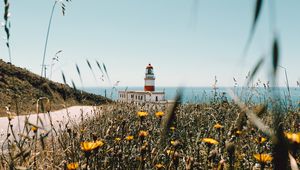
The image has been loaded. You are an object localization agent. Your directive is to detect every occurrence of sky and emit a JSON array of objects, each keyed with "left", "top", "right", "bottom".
[{"left": 0, "top": 0, "right": 299, "bottom": 87}]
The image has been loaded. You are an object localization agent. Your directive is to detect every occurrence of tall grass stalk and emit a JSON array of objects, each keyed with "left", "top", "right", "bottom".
[
  {"left": 3, "top": 0, "right": 12, "bottom": 63},
  {"left": 41, "top": 0, "right": 70, "bottom": 77},
  {"left": 41, "top": 1, "right": 58, "bottom": 77}
]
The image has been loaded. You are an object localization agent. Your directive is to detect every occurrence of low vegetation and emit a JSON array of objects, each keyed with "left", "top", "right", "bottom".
[{"left": 1, "top": 91, "right": 299, "bottom": 169}]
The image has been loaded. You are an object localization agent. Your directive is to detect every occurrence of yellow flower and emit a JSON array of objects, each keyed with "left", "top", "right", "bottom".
[
  {"left": 81, "top": 140, "right": 104, "bottom": 152},
  {"left": 285, "top": 132, "right": 300, "bottom": 143},
  {"left": 67, "top": 162, "right": 79, "bottom": 170},
  {"left": 155, "top": 163, "right": 165, "bottom": 169},
  {"left": 31, "top": 126, "right": 38, "bottom": 133},
  {"left": 125, "top": 135, "right": 134, "bottom": 141},
  {"left": 170, "top": 140, "right": 180, "bottom": 146},
  {"left": 155, "top": 111, "right": 165, "bottom": 118},
  {"left": 235, "top": 130, "right": 242, "bottom": 135},
  {"left": 139, "top": 130, "right": 148, "bottom": 137},
  {"left": 253, "top": 153, "right": 273, "bottom": 163},
  {"left": 255, "top": 137, "right": 267, "bottom": 144},
  {"left": 115, "top": 137, "right": 121, "bottom": 142},
  {"left": 137, "top": 111, "right": 148, "bottom": 117},
  {"left": 95, "top": 140, "right": 104, "bottom": 147},
  {"left": 202, "top": 138, "right": 219, "bottom": 145},
  {"left": 213, "top": 123, "right": 223, "bottom": 129},
  {"left": 170, "top": 127, "right": 175, "bottom": 131},
  {"left": 166, "top": 149, "right": 174, "bottom": 156}
]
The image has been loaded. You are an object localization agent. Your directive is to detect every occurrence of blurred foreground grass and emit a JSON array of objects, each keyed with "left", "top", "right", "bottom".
[{"left": 1, "top": 91, "right": 299, "bottom": 169}]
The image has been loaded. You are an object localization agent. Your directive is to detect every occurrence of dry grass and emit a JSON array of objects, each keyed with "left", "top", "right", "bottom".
[
  {"left": 1, "top": 92, "right": 299, "bottom": 169},
  {"left": 0, "top": 59, "right": 110, "bottom": 116}
]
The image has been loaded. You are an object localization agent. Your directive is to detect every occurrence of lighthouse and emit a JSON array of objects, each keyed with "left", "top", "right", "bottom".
[
  {"left": 118, "top": 63, "right": 165, "bottom": 104},
  {"left": 144, "top": 64, "right": 155, "bottom": 91}
]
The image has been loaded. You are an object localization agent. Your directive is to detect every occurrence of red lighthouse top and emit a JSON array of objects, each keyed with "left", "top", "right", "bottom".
[{"left": 146, "top": 63, "right": 153, "bottom": 69}]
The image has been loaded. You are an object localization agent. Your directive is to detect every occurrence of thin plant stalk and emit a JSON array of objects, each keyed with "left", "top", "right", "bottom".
[{"left": 41, "top": 1, "right": 58, "bottom": 77}]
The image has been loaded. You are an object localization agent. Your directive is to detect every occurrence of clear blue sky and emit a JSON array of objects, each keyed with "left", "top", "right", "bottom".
[{"left": 0, "top": 0, "right": 299, "bottom": 87}]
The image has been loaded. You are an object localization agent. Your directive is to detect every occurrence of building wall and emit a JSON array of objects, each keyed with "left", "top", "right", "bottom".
[
  {"left": 118, "top": 91, "right": 165, "bottom": 103},
  {"left": 145, "top": 94, "right": 164, "bottom": 102}
]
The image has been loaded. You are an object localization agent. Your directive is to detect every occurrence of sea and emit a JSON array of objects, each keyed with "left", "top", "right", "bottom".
[{"left": 84, "top": 86, "right": 300, "bottom": 106}]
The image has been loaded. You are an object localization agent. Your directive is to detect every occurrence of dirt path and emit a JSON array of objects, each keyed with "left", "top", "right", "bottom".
[{"left": 0, "top": 106, "right": 96, "bottom": 145}]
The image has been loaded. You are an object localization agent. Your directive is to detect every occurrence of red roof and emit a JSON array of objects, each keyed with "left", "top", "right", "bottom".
[{"left": 146, "top": 63, "right": 153, "bottom": 69}]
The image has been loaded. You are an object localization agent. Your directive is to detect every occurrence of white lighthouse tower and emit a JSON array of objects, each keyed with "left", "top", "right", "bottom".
[{"left": 144, "top": 63, "right": 155, "bottom": 91}]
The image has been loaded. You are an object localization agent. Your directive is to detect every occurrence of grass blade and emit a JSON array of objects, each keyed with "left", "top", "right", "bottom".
[
  {"left": 246, "top": 56, "right": 265, "bottom": 86},
  {"left": 102, "top": 62, "right": 111, "bottom": 85},
  {"left": 75, "top": 64, "right": 83, "bottom": 89},
  {"left": 289, "top": 153, "right": 299, "bottom": 170},
  {"left": 272, "top": 38, "right": 279, "bottom": 74},
  {"left": 228, "top": 89, "right": 273, "bottom": 137},
  {"left": 161, "top": 89, "right": 182, "bottom": 145},
  {"left": 242, "top": 0, "right": 263, "bottom": 57},
  {"left": 71, "top": 80, "right": 77, "bottom": 91},
  {"left": 96, "top": 60, "right": 105, "bottom": 82},
  {"left": 86, "top": 59, "right": 97, "bottom": 83},
  {"left": 96, "top": 60, "right": 104, "bottom": 75},
  {"left": 61, "top": 71, "right": 67, "bottom": 85}
]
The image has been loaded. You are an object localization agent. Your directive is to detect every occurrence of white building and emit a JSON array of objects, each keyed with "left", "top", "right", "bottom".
[{"left": 118, "top": 64, "right": 166, "bottom": 104}]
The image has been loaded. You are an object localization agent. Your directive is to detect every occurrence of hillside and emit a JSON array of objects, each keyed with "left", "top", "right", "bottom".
[{"left": 0, "top": 59, "right": 110, "bottom": 116}]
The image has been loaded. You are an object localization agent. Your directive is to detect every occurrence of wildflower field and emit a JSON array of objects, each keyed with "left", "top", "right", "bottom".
[
  {"left": 1, "top": 92, "right": 300, "bottom": 169},
  {"left": 1, "top": 0, "right": 299, "bottom": 169}
]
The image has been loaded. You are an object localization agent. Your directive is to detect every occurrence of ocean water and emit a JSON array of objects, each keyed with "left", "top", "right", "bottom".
[{"left": 84, "top": 86, "right": 300, "bottom": 105}]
